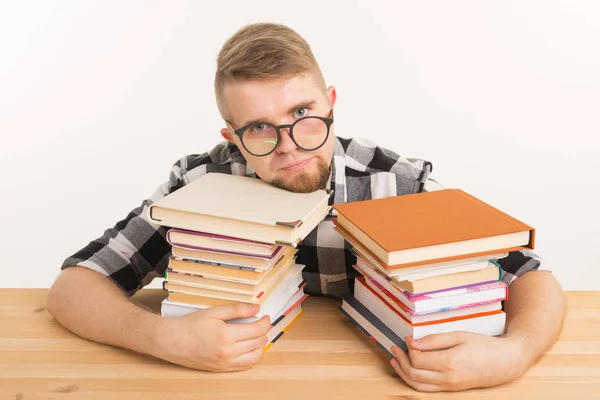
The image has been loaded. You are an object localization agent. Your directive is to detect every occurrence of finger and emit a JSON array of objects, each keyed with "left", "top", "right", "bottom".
[
  {"left": 228, "top": 345, "right": 265, "bottom": 369},
  {"left": 202, "top": 302, "right": 260, "bottom": 321},
  {"left": 406, "top": 339, "right": 448, "bottom": 371},
  {"left": 231, "top": 334, "right": 269, "bottom": 357},
  {"left": 392, "top": 344, "right": 444, "bottom": 386},
  {"left": 408, "top": 333, "right": 466, "bottom": 351},
  {"left": 226, "top": 315, "right": 272, "bottom": 342},
  {"left": 390, "top": 358, "right": 442, "bottom": 393}
]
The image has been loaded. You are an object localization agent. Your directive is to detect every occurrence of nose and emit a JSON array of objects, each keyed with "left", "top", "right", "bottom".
[{"left": 276, "top": 127, "right": 298, "bottom": 154}]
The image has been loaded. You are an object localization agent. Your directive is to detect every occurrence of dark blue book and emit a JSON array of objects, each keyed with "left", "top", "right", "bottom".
[{"left": 339, "top": 294, "right": 407, "bottom": 357}]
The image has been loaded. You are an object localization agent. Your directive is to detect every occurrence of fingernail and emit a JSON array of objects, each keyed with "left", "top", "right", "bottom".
[{"left": 408, "top": 336, "right": 420, "bottom": 344}]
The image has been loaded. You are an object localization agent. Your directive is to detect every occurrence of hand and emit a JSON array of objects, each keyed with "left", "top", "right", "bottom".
[
  {"left": 390, "top": 332, "right": 526, "bottom": 392},
  {"left": 153, "top": 302, "right": 271, "bottom": 372}
]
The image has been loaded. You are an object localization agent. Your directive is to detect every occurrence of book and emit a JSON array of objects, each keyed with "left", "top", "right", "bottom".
[
  {"left": 390, "top": 259, "right": 501, "bottom": 285},
  {"left": 167, "top": 257, "right": 268, "bottom": 285},
  {"left": 264, "top": 303, "right": 305, "bottom": 352},
  {"left": 350, "top": 245, "right": 507, "bottom": 281},
  {"left": 362, "top": 275, "right": 508, "bottom": 315},
  {"left": 393, "top": 264, "right": 501, "bottom": 295},
  {"left": 171, "top": 245, "right": 297, "bottom": 271},
  {"left": 354, "top": 277, "right": 506, "bottom": 339},
  {"left": 340, "top": 294, "right": 407, "bottom": 357},
  {"left": 147, "top": 172, "right": 332, "bottom": 246},
  {"left": 167, "top": 228, "right": 282, "bottom": 259},
  {"left": 351, "top": 271, "right": 501, "bottom": 323},
  {"left": 335, "top": 222, "right": 508, "bottom": 273},
  {"left": 332, "top": 189, "right": 535, "bottom": 267},
  {"left": 161, "top": 286, "right": 307, "bottom": 324},
  {"left": 168, "top": 245, "right": 296, "bottom": 286},
  {"left": 160, "top": 285, "right": 308, "bottom": 324},
  {"left": 230, "top": 286, "right": 308, "bottom": 325},
  {"left": 354, "top": 256, "right": 502, "bottom": 295},
  {"left": 164, "top": 253, "right": 296, "bottom": 296},
  {"left": 166, "top": 264, "right": 306, "bottom": 306},
  {"left": 354, "top": 264, "right": 508, "bottom": 314}
]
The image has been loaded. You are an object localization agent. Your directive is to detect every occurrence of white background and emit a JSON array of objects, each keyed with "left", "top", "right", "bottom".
[{"left": 1, "top": 1, "right": 598, "bottom": 290}]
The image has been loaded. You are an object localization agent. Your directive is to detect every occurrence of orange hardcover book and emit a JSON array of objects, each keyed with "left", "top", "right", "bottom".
[
  {"left": 333, "top": 189, "right": 535, "bottom": 268},
  {"left": 334, "top": 222, "right": 508, "bottom": 270}
]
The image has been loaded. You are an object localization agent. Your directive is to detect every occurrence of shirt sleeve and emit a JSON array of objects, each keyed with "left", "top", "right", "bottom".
[
  {"left": 420, "top": 177, "right": 551, "bottom": 285},
  {"left": 60, "top": 158, "right": 189, "bottom": 296},
  {"left": 495, "top": 250, "right": 551, "bottom": 285}
]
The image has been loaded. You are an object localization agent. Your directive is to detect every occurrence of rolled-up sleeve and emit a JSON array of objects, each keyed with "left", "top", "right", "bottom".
[{"left": 495, "top": 250, "right": 551, "bottom": 286}]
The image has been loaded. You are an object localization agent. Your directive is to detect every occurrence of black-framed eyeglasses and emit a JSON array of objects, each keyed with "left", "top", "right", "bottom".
[{"left": 227, "top": 110, "right": 334, "bottom": 157}]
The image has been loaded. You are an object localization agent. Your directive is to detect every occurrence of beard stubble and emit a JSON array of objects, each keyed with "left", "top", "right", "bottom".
[{"left": 269, "top": 157, "right": 331, "bottom": 193}]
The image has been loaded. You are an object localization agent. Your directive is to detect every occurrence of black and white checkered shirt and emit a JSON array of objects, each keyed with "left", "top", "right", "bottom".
[{"left": 62, "top": 136, "right": 549, "bottom": 297}]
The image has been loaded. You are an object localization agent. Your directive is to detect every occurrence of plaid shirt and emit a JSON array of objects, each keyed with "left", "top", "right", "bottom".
[{"left": 62, "top": 136, "right": 549, "bottom": 297}]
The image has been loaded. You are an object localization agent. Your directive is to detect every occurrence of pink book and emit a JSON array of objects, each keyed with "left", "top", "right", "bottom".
[
  {"left": 167, "top": 228, "right": 282, "bottom": 259},
  {"left": 365, "top": 277, "right": 508, "bottom": 315}
]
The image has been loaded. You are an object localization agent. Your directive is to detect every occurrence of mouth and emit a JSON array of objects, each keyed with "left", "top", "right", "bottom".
[{"left": 280, "top": 157, "right": 314, "bottom": 172}]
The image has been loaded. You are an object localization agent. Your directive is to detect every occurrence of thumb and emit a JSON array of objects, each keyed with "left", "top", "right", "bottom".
[
  {"left": 409, "top": 332, "right": 466, "bottom": 351},
  {"left": 202, "top": 302, "right": 260, "bottom": 321}
]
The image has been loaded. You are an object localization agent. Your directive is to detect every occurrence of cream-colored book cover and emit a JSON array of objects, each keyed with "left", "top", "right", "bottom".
[{"left": 147, "top": 173, "right": 331, "bottom": 245}]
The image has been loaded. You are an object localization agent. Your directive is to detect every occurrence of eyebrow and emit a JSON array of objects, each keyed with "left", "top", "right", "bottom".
[{"left": 238, "top": 100, "right": 317, "bottom": 128}]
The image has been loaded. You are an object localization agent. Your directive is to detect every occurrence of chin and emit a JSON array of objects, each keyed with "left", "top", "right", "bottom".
[
  {"left": 271, "top": 175, "right": 321, "bottom": 193},
  {"left": 269, "top": 158, "right": 331, "bottom": 193}
]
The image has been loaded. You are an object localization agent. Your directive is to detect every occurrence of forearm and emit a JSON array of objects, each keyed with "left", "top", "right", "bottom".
[
  {"left": 503, "top": 270, "right": 567, "bottom": 371},
  {"left": 46, "top": 267, "right": 162, "bottom": 357}
]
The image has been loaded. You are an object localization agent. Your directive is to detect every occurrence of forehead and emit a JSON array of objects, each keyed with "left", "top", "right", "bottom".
[{"left": 223, "top": 74, "right": 325, "bottom": 125}]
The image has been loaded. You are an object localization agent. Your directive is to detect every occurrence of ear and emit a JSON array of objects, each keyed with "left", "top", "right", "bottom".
[
  {"left": 327, "top": 85, "right": 337, "bottom": 109},
  {"left": 221, "top": 127, "right": 234, "bottom": 143}
]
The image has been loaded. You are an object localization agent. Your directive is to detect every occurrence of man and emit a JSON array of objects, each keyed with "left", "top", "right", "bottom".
[{"left": 47, "top": 23, "right": 566, "bottom": 392}]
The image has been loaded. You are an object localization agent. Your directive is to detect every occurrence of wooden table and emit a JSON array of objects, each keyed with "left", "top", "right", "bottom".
[{"left": 1, "top": 289, "right": 599, "bottom": 399}]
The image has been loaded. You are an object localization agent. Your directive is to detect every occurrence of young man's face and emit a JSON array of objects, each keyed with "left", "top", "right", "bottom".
[{"left": 220, "top": 74, "right": 337, "bottom": 193}]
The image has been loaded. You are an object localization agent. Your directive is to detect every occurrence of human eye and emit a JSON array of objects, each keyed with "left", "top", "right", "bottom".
[
  {"left": 294, "top": 107, "right": 308, "bottom": 118},
  {"left": 250, "top": 123, "right": 267, "bottom": 133}
]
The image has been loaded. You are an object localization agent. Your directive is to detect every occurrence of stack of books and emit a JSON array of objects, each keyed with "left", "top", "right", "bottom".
[
  {"left": 332, "top": 189, "right": 535, "bottom": 356},
  {"left": 146, "top": 172, "right": 332, "bottom": 350}
]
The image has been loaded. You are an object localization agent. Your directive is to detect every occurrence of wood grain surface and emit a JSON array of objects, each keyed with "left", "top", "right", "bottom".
[{"left": 1, "top": 289, "right": 599, "bottom": 399}]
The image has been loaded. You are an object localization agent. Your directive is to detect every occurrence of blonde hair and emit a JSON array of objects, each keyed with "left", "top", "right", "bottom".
[{"left": 215, "top": 23, "right": 326, "bottom": 121}]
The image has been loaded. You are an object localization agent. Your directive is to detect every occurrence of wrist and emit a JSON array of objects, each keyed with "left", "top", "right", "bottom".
[
  {"left": 502, "top": 332, "right": 534, "bottom": 379},
  {"left": 130, "top": 306, "right": 166, "bottom": 358}
]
